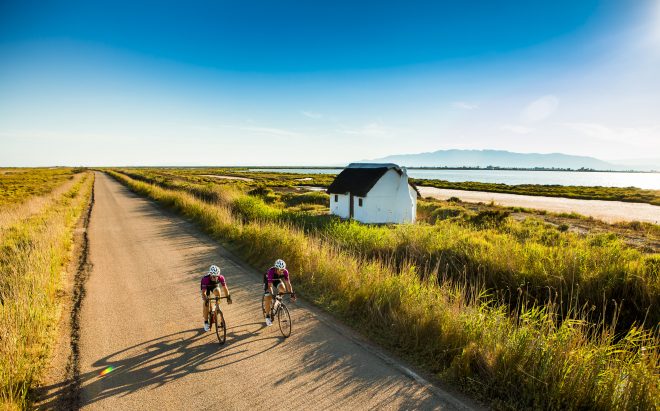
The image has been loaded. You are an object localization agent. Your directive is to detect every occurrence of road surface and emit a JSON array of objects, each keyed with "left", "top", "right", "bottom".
[
  {"left": 418, "top": 186, "right": 660, "bottom": 224},
  {"left": 41, "top": 173, "right": 476, "bottom": 410}
]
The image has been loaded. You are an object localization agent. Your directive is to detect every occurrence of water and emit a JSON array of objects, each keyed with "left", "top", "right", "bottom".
[{"left": 248, "top": 168, "right": 660, "bottom": 190}]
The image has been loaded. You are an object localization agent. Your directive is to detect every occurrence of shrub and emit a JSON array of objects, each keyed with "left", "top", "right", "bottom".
[
  {"left": 281, "top": 191, "right": 329, "bottom": 207},
  {"left": 467, "top": 209, "right": 510, "bottom": 228},
  {"left": 429, "top": 206, "right": 464, "bottom": 224}
]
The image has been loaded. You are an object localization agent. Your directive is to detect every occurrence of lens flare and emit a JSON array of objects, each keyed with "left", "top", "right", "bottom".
[{"left": 99, "top": 366, "right": 114, "bottom": 376}]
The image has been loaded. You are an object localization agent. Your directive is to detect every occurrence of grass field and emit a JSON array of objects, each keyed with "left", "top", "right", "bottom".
[
  {"left": 109, "top": 169, "right": 659, "bottom": 410},
  {"left": 0, "top": 169, "right": 94, "bottom": 410},
  {"left": 0, "top": 168, "right": 81, "bottom": 209}
]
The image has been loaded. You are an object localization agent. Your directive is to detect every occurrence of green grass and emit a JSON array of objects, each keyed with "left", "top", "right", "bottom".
[
  {"left": 0, "top": 171, "right": 93, "bottom": 410},
  {"left": 109, "top": 170, "right": 659, "bottom": 410}
]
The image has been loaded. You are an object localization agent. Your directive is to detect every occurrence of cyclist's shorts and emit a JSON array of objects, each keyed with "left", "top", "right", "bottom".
[
  {"left": 205, "top": 286, "right": 222, "bottom": 296},
  {"left": 263, "top": 280, "right": 283, "bottom": 295}
]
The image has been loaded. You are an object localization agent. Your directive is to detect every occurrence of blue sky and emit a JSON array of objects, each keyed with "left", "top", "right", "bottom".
[{"left": 1, "top": 0, "right": 659, "bottom": 166}]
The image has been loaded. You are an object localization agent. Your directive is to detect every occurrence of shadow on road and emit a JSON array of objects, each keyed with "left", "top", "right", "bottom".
[{"left": 38, "top": 328, "right": 285, "bottom": 409}]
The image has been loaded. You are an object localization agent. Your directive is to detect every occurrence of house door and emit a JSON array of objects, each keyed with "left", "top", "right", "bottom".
[{"left": 349, "top": 193, "right": 354, "bottom": 218}]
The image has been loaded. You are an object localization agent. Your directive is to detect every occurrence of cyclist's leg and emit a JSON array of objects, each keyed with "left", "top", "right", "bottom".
[
  {"left": 264, "top": 293, "right": 273, "bottom": 314},
  {"left": 202, "top": 289, "right": 210, "bottom": 320},
  {"left": 212, "top": 287, "right": 222, "bottom": 299},
  {"left": 277, "top": 282, "right": 286, "bottom": 295},
  {"left": 264, "top": 280, "right": 286, "bottom": 315}
]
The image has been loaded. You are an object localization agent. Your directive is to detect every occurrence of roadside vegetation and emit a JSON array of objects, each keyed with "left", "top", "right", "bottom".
[
  {"left": 0, "top": 168, "right": 93, "bottom": 410},
  {"left": 109, "top": 169, "right": 659, "bottom": 410}
]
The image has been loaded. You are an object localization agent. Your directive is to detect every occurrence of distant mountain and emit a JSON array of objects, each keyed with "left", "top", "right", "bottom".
[
  {"left": 364, "top": 149, "right": 627, "bottom": 170},
  {"left": 610, "top": 158, "right": 660, "bottom": 172}
]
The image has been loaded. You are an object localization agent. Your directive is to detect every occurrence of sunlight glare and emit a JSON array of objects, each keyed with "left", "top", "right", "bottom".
[{"left": 99, "top": 366, "right": 115, "bottom": 376}]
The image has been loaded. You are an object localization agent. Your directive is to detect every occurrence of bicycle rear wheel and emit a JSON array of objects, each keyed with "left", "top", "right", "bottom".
[
  {"left": 277, "top": 303, "right": 292, "bottom": 338},
  {"left": 215, "top": 307, "right": 226, "bottom": 344}
]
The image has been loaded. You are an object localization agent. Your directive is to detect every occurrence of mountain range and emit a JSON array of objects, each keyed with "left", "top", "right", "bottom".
[{"left": 364, "top": 150, "right": 658, "bottom": 171}]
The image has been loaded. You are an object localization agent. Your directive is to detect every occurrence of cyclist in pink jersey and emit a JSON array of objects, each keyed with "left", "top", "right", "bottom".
[
  {"left": 263, "top": 259, "right": 296, "bottom": 326},
  {"left": 200, "top": 264, "right": 232, "bottom": 331}
]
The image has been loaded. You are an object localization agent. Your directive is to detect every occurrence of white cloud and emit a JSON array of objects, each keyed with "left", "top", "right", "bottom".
[
  {"left": 239, "top": 125, "right": 302, "bottom": 138},
  {"left": 339, "top": 123, "right": 392, "bottom": 137},
  {"left": 502, "top": 124, "right": 534, "bottom": 134},
  {"left": 301, "top": 110, "right": 323, "bottom": 119},
  {"left": 521, "top": 95, "right": 559, "bottom": 122},
  {"left": 452, "top": 101, "right": 479, "bottom": 110},
  {"left": 562, "top": 122, "right": 660, "bottom": 146}
]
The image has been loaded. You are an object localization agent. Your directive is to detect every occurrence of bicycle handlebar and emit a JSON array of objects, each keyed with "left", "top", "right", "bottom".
[{"left": 206, "top": 295, "right": 230, "bottom": 300}]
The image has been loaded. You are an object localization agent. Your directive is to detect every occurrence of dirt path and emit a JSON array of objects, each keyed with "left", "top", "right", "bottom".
[
  {"left": 39, "top": 173, "right": 476, "bottom": 410},
  {"left": 418, "top": 187, "right": 660, "bottom": 224}
]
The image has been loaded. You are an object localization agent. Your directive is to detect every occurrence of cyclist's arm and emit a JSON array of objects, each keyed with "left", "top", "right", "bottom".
[
  {"left": 285, "top": 279, "right": 296, "bottom": 301},
  {"left": 266, "top": 269, "right": 275, "bottom": 295},
  {"left": 200, "top": 276, "right": 208, "bottom": 300},
  {"left": 221, "top": 284, "right": 230, "bottom": 297}
]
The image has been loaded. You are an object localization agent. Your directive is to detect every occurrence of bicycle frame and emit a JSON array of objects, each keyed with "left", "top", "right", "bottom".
[
  {"left": 205, "top": 295, "right": 229, "bottom": 344},
  {"left": 264, "top": 292, "right": 293, "bottom": 338}
]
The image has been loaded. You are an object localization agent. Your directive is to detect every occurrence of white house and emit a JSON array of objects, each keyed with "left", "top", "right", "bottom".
[{"left": 327, "top": 163, "right": 419, "bottom": 224}]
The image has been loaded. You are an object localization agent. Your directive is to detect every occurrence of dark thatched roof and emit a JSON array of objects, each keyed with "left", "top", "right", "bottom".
[{"left": 327, "top": 167, "right": 390, "bottom": 197}]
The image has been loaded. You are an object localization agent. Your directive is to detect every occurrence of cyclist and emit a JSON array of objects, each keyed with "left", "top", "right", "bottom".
[
  {"left": 263, "top": 259, "right": 296, "bottom": 326},
  {"left": 200, "top": 264, "right": 232, "bottom": 332}
]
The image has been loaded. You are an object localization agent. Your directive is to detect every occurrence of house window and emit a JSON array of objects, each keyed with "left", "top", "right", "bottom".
[
  {"left": 358, "top": 198, "right": 363, "bottom": 207},
  {"left": 334, "top": 195, "right": 338, "bottom": 202}
]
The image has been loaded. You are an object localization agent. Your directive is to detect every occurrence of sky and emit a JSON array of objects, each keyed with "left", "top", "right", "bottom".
[{"left": 1, "top": 0, "right": 659, "bottom": 166}]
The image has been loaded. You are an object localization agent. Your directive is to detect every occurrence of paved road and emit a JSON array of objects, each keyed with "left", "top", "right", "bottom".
[
  {"left": 43, "top": 173, "right": 476, "bottom": 410},
  {"left": 419, "top": 186, "right": 660, "bottom": 224}
]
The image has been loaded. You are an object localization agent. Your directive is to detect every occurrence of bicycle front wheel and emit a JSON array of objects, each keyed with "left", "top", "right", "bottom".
[
  {"left": 215, "top": 308, "right": 227, "bottom": 344},
  {"left": 277, "top": 303, "right": 292, "bottom": 338}
]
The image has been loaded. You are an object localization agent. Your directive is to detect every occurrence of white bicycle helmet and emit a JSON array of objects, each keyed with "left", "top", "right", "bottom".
[
  {"left": 274, "top": 259, "right": 286, "bottom": 270},
  {"left": 208, "top": 264, "right": 221, "bottom": 277}
]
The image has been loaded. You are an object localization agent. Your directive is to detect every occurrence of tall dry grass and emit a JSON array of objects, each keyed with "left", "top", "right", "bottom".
[
  {"left": 0, "top": 172, "right": 93, "bottom": 410},
  {"left": 0, "top": 172, "right": 86, "bottom": 238},
  {"left": 109, "top": 170, "right": 659, "bottom": 410}
]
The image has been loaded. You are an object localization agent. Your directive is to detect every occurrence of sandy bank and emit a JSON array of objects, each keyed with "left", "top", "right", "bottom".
[
  {"left": 200, "top": 174, "right": 253, "bottom": 182},
  {"left": 418, "top": 186, "right": 660, "bottom": 224}
]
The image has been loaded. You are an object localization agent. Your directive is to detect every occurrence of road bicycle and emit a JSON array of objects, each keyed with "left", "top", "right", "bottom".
[
  {"left": 206, "top": 295, "right": 229, "bottom": 344},
  {"left": 261, "top": 292, "right": 294, "bottom": 338}
]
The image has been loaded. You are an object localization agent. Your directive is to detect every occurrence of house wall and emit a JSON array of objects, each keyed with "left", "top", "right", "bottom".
[
  {"left": 329, "top": 193, "right": 350, "bottom": 218},
  {"left": 352, "top": 169, "right": 416, "bottom": 224},
  {"left": 408, "top": 184, "right": 417, "bottom": 221}
]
